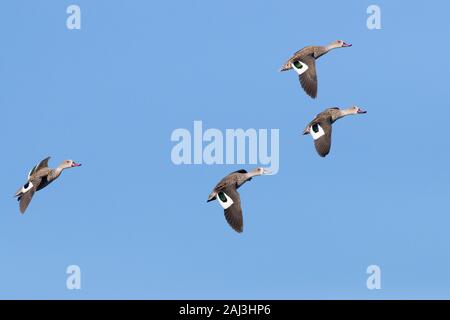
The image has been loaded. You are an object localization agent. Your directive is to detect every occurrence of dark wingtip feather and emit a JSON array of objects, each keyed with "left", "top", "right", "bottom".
[
  {"left": 316, "top": 147, "right": 330, "bottom": 157},
  {"left": 307, "top": 90, "right": 317, "bottom": 99}
]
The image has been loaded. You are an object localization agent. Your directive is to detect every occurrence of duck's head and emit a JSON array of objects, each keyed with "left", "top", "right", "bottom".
[
  {"left": 252, "top": 167, "right": 272, "bottom": 176},
  {"left": 333, "top": 40, "right": 352, "bottom": 48},
  {"left": 350, "top": 106, "right": 367, "bottom": 114},
  {"left": 61, "top": 160, "right": 82, "bottom": 169}
]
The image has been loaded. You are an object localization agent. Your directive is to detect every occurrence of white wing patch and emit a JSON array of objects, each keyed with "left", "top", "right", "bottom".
[
  {"left": 21, "top": 181, "right": 34, "bottom": 193},
  {"left": 217, "top": 192, "right": 234, "bottom": 210},
  {"left": 292, "top": 60, "right": 309, "bottom": 76},
  {"left": 310, "top": 124, "right": 325, "bottom": 140}
]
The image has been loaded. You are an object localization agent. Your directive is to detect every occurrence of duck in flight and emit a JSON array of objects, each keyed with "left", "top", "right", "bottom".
[
  {"left": 279, "top": 40, "right": 352, "bottom": 98},
  {"left": 303, "top": 106, "right": 367, "bottom": 157},
  {"left": 14, "top": 157, "right": 81, "bottom": 214},
  {"left": 207, "top": 168, "right": 271, "bottom": 233}
]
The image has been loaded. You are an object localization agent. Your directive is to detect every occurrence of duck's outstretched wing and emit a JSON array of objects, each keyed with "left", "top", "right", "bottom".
[
  {"left": 17, "top": 179, "right": 39, "bottom": 214},
  {"left": 222, "top": 187, "right": 244, "bottom": 233},
  {"left": 29, "top": 157, "right": 51, "bottom": 179},
  {"left": 298, "top": 55, "right": 318, "bottom": 98},
  {"left": 35, "top": 156, "right": 51, "bottom": 172},
  {"left": 16, "top": 176, "right": 44, "bottom": 214},
  {"left": 309, "top": 118, "right": 333, "bottom": 157},
  {"left": 19, "top": 187, "right": 36, "bottom": 214}
]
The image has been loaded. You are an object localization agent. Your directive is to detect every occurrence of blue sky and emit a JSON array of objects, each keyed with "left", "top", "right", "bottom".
[{"left": 0, "top": 0, "right": 449, "bottom": 299}]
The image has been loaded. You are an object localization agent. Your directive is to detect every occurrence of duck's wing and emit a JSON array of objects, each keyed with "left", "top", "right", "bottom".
[
  {"left": 35, "top": 156, "right": 51, "bottom": 171},
  {"left": 27, "top": 165, "right": 37, "bottom": 180},
  {"left": 222, "top": 186, "right": 244, "bottom": 233},
  {"left": 297, "top": 55, "right": 318, "bottom": 98},
  {"left": 29, "top": 157, "right": 51, "bottom": 179},
  {"left": 19, "top": 186, "right": 36, "bottom": 214},
  {"left": 308, "top": 117, "right": 333, "bottom": 157},
  {"left": 17, "top": 176, "right": 44, "bottom": 214}
]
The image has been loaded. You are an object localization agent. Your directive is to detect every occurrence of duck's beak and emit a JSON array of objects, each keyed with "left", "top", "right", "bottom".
[
  {"left": 262, "top": 168, "right": 272, "bottom": 175},
  {"left": 342, "top": 42, "right": 352, "bottom": 47},
  {"left": 72, "top": 162, "right": 82, "bottom": 167},
  {"left": 357, "top": 108, "right": 367, "bottom": 114}
]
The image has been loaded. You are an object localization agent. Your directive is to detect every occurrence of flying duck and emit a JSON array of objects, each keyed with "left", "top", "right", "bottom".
[
  {"left": 303, "top": 106, "right": 367, "bottom": 157},
  {"left": 207, "top": 168, "right": 271, "bottom": 233},
  {"left": 14, "top": 157, "right": 81, "bottom": 214},
  {"left": 279, "top": 40, "right": 352, "bottom": 98}
]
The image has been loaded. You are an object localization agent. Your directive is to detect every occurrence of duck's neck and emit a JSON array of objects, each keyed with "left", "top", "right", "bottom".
[
  {"left": 341, "top": 108, "right": 355, "bottom": 116},
  {"left": 49, "top": 165, "right": 65, "bottom": 181},
  {"left": 334, "top": 108, "right": 355, "bottom": 121},
  {"left": 245, "top": 171, "right": 261, "bottom": 179},
  {"left": 316, "top": 43, "right": 338, "bottom": 59},
  {"left": 325, "top": 42, "right": 339, "bottom": 52}
]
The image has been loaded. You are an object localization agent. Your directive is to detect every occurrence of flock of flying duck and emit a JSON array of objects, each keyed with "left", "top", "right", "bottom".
[
  {"left": 15, "top": 40, "right": 366, "bottom": 234},
  {"left": 207, "top": 40, "right": 366, "bottom": 233}
]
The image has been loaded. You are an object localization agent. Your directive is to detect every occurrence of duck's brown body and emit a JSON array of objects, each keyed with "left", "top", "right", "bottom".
[{"left": 280, "top": 46, "right": 329, "bottom": 72}]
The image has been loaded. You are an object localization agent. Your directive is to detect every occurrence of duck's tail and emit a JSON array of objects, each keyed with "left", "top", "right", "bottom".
[
  {"left": 279, "top": 60, "right": 292, "bottom": 72},
  {"left": 207, "top": 191, "right": 217, "bottom": 203}
]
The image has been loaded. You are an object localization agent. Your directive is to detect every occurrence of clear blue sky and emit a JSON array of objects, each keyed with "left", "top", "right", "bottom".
[{"left": 0, "top": 0, "right": 449, "bottom": 299}]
